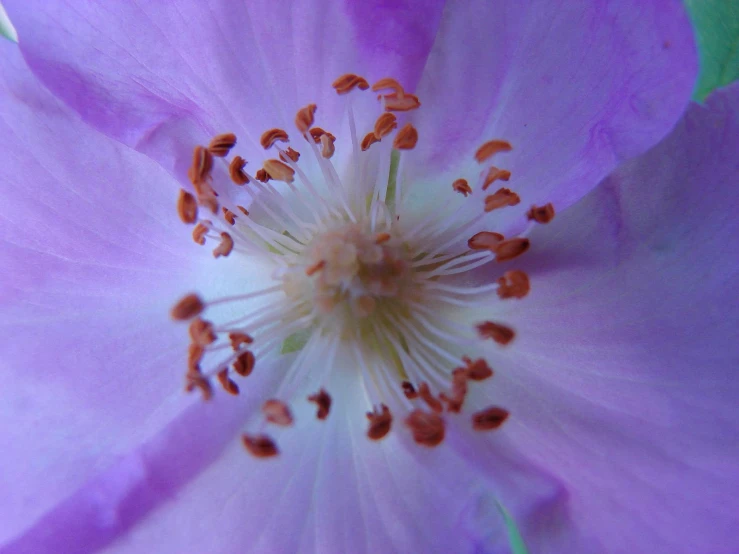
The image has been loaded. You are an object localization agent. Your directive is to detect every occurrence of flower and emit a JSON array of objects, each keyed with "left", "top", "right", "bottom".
[{"left": 2, "top": 2, "right": 735, "bottom": 554}]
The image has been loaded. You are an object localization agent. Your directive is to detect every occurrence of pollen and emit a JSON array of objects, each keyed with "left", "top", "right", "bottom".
[
  {"left": 475, "top": 139, "right": 512, "bottom": 163},
  {"left": 471, "top": 406, "right": 510, "bottom": 430},
  {"left": 405, "top": 410, "right": 445, "bottom": 447},
  {"left": 242, "top": 434, "right": 279, "bottom": 458},
  {"left": 476, "top": 321, "right": 516, "bottom": 345},
  {"left": 208, "top": 133, "right": 237, "bottom": 157}
]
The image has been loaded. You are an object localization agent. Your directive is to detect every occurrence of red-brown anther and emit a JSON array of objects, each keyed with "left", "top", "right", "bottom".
[
  {"left": 375, "top": 232, "right": 391, "bottom": 244},
  {"left": 233, "top": 350, "right": 255, "bottom": 376},
  {"left": 382, "top": 93, "right": 421, "bottom": 112},
  {"left": 468, "top": 231, "right": 504, "bottom": 251},
  {"left": 263, "top": 399, "right": 294, "bottom": 426},
  {"left": 441, "top": 369, "right": 468, "bottom": 413},
  {"left": 402, "top": 381, "right": 419, "bottom": 399},
  {"left": 463, "top": 357, "right": 494, "bottom": 381},
  {"left": 494, "top": 237, "right": 530, "bottom": 262},
  {"left": 361, "top": 131, "right": 380, "bottom": 151},
  {"left": 197, "top": 193, "right": 219, "bottom": 215},
  {"left": 229, "top": 332, "right": 254, "bottom": 351},
  {"left": 418, "top": 382, "right": 444, "bottom": 413},
  {"left": 371, "top": 77, "right": 405, "bottom": 96},
  {"left": 216, "top": 369, "right": 240, "bottom": 395},
  {"left": 255, "top": 168, "right": 270, "bottom": 183},
  {"left": 366, "top": 404, "right": 393, "bottom": 440},
  {"left": 208, "top": 133, "right": 237, "bottom": 157},
  {"left": 332, "top": 73, "right": 370, "bottom": 94},
  {"left": 242, "top": 434, "right": 279, "bottom": 458},
  {"left": 308, "top": 389, "right": 332, "bottom": 420},
  {"left": 295, "top": 103, "right": 318, "bottom": 133},
  {"left": 187, "top": 343, "right": 204, "bottom": 373},
  {"left": 320, "top": 133, "right": 335, "bottom": 159},
  {"left": 260, "top": 128, "right": 289, "bottom": 149},
  {"left": 171, "top": 293, "right": 205, "bottom": 321},
  {"left": 263, "top": 159, "right": 295, "bottom": 183},
  {"left": 189, "top": 317, "right": 217, "bottom": 346},
  {"left": 527, "top": 202, "right": 556, "bottom": 224},
  {"left": 484, "top": 188, "right": 520, "bottom": 212},
  {"left": 228, "top": 156, "right": 249, "bottom": 185},
  {"left": 393, "top": 123, "right": 418, "bottom": 149},
  {"left": 212, "top": 232, "right": 234, "bottom": 258},
  {"left": 477, "top": 321, "right": 516, "bottom": 345},
  {"left": 177, "top": 190, "right": 198, "bottom": 224},
  {"left": 497, "top": 270, "right": 530, "bottom": 299},
  {"left": 222, "top": 207, "right": 236, "bottom": 225},
  {"left": 189, "top": 145, "right": 214, "bottom": 185},
  {"left": 192, "top": 222, "right": 209, "bottom": 245},
  {"left": 236, "top": 205, "right": 249, "bottom": 216},
  {"left": 453, "top": 179, "right": 472, "bottom": 197},
  {"left": 481, "top": 167, "right": 512, "bottom": 191},
  {"left": 309, "top": 127, "right": 336, "bottom": 144},
  {"left": 373, "top": 112, "right": 398, "bottom": 138},
  {"left": 280, "top": 147, "right": 301, "bottom": 163},
  {"left": 472, "top": 406, "right": 510, "bottom": 430},
  {"left": 306, "top": 260, "right": 326, "bottom": 276},
  {"left": 474, "top": 139, "right": 513, "bottom": 163},
  {"left": 405, "top": 410, "right": 445, "bottom": 447},
  {"left": 185, "top": 373, "right": 213, "bottom": 401}
]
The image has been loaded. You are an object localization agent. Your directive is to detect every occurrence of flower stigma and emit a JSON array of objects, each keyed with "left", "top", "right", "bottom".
[{"left": 171, "top": 74, "right": 555, "bottom": 458}]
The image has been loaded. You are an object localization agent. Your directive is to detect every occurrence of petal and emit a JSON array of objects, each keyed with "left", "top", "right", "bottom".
[
  {"left": 474, "top": 84, "right": 739, "bottom": 552},
  {"left": 405, "top": 0, "right": 697, "bottom": 222},
  {"left": 4, "top": 0, "right": 445, "bottom": 180}
]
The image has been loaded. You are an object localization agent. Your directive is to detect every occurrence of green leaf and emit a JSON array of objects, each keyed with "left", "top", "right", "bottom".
[
  {"left": 685, "top": 0, "right": 739, "bottom": 100},
  {"left": 280, "top": 328, "right": 312, "bottom": 354},
  {"left": 496, "top": 501, "right": 529, "bottom": 554},
  {"left": 0, "top": 2, "right": 18, "bottom": 43}
]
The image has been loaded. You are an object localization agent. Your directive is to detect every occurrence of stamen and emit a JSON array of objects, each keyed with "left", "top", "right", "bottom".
[
  {"left": 527, "top": 203, "right": 556, "bottom": 224},
  {"left": 208, "top": 133, "right": 237, "bottom": 157},
  {"left": 222, "top": 207, "right": 236, "bottom": 225},
  {"left": 382, "top": 93, "right": 421, "bottom": 112},
  {"left": 494, "top": 238, "right": 530, "bottom": 262},
  {"left": 255, "top": 169, "right": 270, "bottom": 183},
  {"left": 361, "top": 132, "right": 381, "bottom": 151},
  {"left": 232, "top": 350, "right": 255, "bottom": 377},
  {"left": 228, "top": 156, "right": 249, "bottom": 185},
  {"left": 453, "top": 179, "right": 472, "bottom": 197},
  {"left": 263, "top": 399, "right": 294, "bottom": 426},
  {"left": 373, "top": 112, "right": 398, "bottom": 138},
  {"left": 481, "top": 167, "right": 511, "bottom": 191},
  {"left": 216, "top": 369, "right": 240, "bottom": 395},
  {"left": 405, "top": 410, "right": 445, "bottom": 447},
  {"left": 476, "top": 321, "right": 515, "bottom": 345},
  {"left": 308, "top": 389, "right": 332, "bottom": 420},
  {"left": 185, "top": 372, "right": 213, "bottom": 401},
  {"left": 188, "top": 145, "right": 214, "bottom": 185},
  {"left": 280, "top": 147, "right": 301, "bottom": 163},
  {"left": 177, "top": 190, "right": 198, "bottom": 224},
  {"left": 484, "top": 188, "right": 520, "bottom": 212},
  {"left": 393, "top": 123, "right": 418, "bottom": 149},
  {"left": 242, "top": 434, "right": 279, "bottom": 458},
  {"left": 295, "top": 104, "right": 317, "bottom": 133},
  {"left": 192, "top": 222, "right": 209, "bottom": 245},
  {"left": 418, "top": 382, "right": 444, "bottom": 413},
  {"left": 463, "top": 357, "right": 494, "bottom": 381},
  {"left": 171, "top": 293, "right": 205, "bottom": 321},
  {"left": 236, "top": 205, "right": 249, "bottom": 216},
  {"left": 371, "top": 77, "right": 406, "bottom": 96},
  {"left": 309, "top": 127, "right": 336, "bottom": 144},
  {"left": 402, "top": 381, "right": 419, "bottom": 399},
  {"left": 320, "top": 134, "right": 335, "bottom": 159},
  {"left": 189, "top": 318, "right": 217, "bottom": 345},
  {"left": 332, "top": 73, "right": 370, "bottom": 94},
  {"left": 229, "top": 332, "right": 254, "bottom": 350},
  {"left": 468, "top": 231, "right": 504, "bottom": 251},
  {"left": 212, "top": 232, "right": 234, "bottom": 258},
  {"left": 471, "top": 406, "right": 509, "bottom": 430},
  {"left": 474, "top": 139, "right": 512, "bottom": 163},
  {"left": 440, "top": 368, "right": 468, "bottom": 413},
  {"left": 366, "top": 404, "right": 392, "bottom": 440},
  {"left": 260, "top": 128, "right": 289, "bottom": 149},
  {"left": 497, "top": 270, "right": 530, "bottom": 299},
  {"left": 263, "top": 159, "right": 295, "bottom": 183}
]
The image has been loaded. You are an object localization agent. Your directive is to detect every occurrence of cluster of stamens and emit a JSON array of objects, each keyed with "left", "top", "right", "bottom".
[{"left": 171, "top": 73, "right": 555, "bottom": 458}]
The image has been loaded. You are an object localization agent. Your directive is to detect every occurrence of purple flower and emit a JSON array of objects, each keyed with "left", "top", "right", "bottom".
[{"left": 2, "top": 1, "right": 736, "bottom": 553}]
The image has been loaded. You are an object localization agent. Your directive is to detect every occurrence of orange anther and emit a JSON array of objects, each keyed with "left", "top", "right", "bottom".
[
  {"left": 233, "top": 350, "right": 255, "bottom": 376},
  {"left": 497, "top": 270, "right": 530, "bottom": 299},
  {"left": 229, "top": 332, "right": 254, "bottom": 350},
  {"left": 332, "top": 73, "right": 370, "bottom": 94},
  {"left": 527, "top": 203, "right": 555, "bottom": 224},
  {"left": 216, "top": 369, "right": 240, "bottom": 395},
  {"left": 375, "top": 232, "right": 391, "bottom": 244},
  {"left": 366, "top": 404, "right": 393, "bottom": 440},
  {"left": 188, "top": 145, "right": 214, "bottom": 185},
  {"left": 309, "top": 127, "right": 336, "bottom": 144},
  {"left": 418, "top": 382, "right": 444, "bottom": 414},
  {"left": 208, "top": 133, "right": 237, "bottom": 157},
  {"left": 484, "top": 188, "right": 520, "bottom": 212},
  {"left": 472, "top": 406, "right": 509, "bottom": 430},
  {"left": 263, "top": 159, "right": 295, "bottom": 183},
  {"left": 453, "top": 179, "right": 472, "bottom": 197},
  {"left": 212, "top": 232, "right": 234, "bottom": 258},
  {"left": 402, "top": 381, "right": 419, "bottom": 399},
  {"left": 236, "top": 205, "right": 249, "bottom": 216},
  {"left": 229, "top": 156, "right": 249, "bottom": 185},
  {"left": 263, "top": 399, "right": 294, "bottom": 426},
  {"left": 280, "top": 147, "right": 300, "bottom": 163},
  {"left": 361, "top": 131, "right": 380, "bottom": 151},
  {"left": 306, "top": 260, "right": 326, "bottom": 276},
  {"left": 405, "top": 410, "right": 445, "bottom": 447},
  {"left": 192, "top": 222, "right": 209, "bottom": 245},
  {"left": 295, "top": 103, "right": 317, "bottom": 133},
  {"left": 185, "top": 373, "right": 213, "bottom": 401},
  {"left": 476, "top": 321, "right": 515, "bottom": 345},
  {"left": 177, "top": 190, "right": 198, "bottom": 224},
  {"left": 468, "top": 231, "right": 504, "bottom": 251},
  {"left": 320, "top": 133, "right": 335, "bottom": 159},
  {"left": 255, "top": 168, "right": 270, "bottom": 183},
  {"left": 308, "top": 389, "right": 332, "bottom": 420},
  {"left": 222, "top": 207, "right": 236, "bottom": 225},
  {"left": 373, "top": 112, "right": 398, "bottom": 138},
  {"left": 382, "top": 93, "right": 421, "bottom": 112},
  {"left": 494, "top": 238, "right": 530, "bottom": 262},
  {"left": 393, "top": 123, "right": 418, "bottom": 149},
  {"left": 242, "top": 434, "right": 279, "bottom": 458},
  {"left": 371, "top": 77, "right": 405, "bottom": 96},
  {"left": 171, "top": 293, "right": 205, "bottom": 321},
  {"left": 481, "top": 167, "right": 512, "bottom": 191},
  {"left": 474, "top": 139, "right": 512, "bottom": 163},
  {"left": 189, "top": 317, "right": 217, "bottom": 346},
  {"left": 260, "top": 128, "right": 289, "bottom": 149}
]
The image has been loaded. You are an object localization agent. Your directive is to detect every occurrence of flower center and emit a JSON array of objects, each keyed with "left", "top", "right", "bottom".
[{"left": 171, "top": 74, "right": 555, "bottom": 457}]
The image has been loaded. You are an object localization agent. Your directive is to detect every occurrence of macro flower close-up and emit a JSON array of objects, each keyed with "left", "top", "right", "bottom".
[{"left": 1, "top": 1, "right": 737, "bottom": 553}]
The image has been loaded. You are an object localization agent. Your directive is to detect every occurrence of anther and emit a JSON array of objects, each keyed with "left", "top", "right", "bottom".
[
  {"left": 263, "top": 399, "right": 294, "bottom": 426},
  {"left": 475, "top": 139, "right": 512, "bottom": 163},
  {"left": 189, "top": 317, "right": 217, "bottom": 346},
  {"left": 361, "top": 132, "right": 380, "bottom": 151},
  {"left": 280, "top": 147, "right": 301, "bottom": 163},
  {"left": 309, "top": 127, "right": 336, "bottom": 144},
  {"left": 187, "top": 343, "right": 204, "bottom": 373},
  {"left": 229, "top": 156, "right": 249, "bottom": 185},
  {"left": 177, "top": 190, "right": 198, "bottom": 224},
  {"left": 366, "top": 404, "right": 392, "bottom": 440},
  {"left": 527, "top": 203, "right": 555, "bottom": 224},
  {"left": 418, "top": 382, "right": 444, "bottom": 413},
  {"left": 197, "top": 193, "right": 219, "bottom": 215},
  {"left": 382, "top": 93, "right": 421, "bottom": 112},
  {"left": 476, "top": 321, "right": 515, "bottom": 345},
  {"left": 185, "top": 373, "right": 213, "bottom": 401},
  {"left": 497, "top": 270, "right": 530, "bottom": 299},
  {"left": 320, "top": 133, "right": 335, "bottom": 159},
  {"left": 332, "top": 73, "right": 370, "bottom": 94},
  {"left": 222, "top": 207, "right": 236, "bottom": 225},
  {"left": 308, "top": 389, "right": 332, "bottom": 420},
  {"left": 405, "top": 410, "right": 445, "bottom": 447},
  {"left": 453, "top": 179, "right": 472, "bottom": 197},
  {"left": 371, "top": 77, "right": 405, "bottom": 96},
  {"left": 393, "top": 123, "right": 418, "bottom": 149},
  {"left": 255, "top": 169, "right": 270, "bottom": 183},
  {"left": 468, "top": 231, "right": 504, "bottom": 251},
  {"left": 260, "top": 128, "right": 289, "bottom": 149},
  {"left": 208, "top": 133, "right": 237, "bottom": 157},
  {"left": 192, "top": 222, "right": 209, "bottom": 245},
  {"left": 402, "top": 381, "right": 419, "bottom": 399},
  {"left": 463, "top": 357, "right": 494, "bottom": 381},
  {"left": 481, "top": 167, "right": 511, "bottom": 191},
  {"left": 171, "top": 293, "right": 205, "bottom": 321},
  {"left": 373, "top": 112, "right": 398, "bottom": 138},
  {"left": 263, "top": 159, "right": 295, "bottom": 183},
  {"left": 484, "top": 188, "right": 520, "bottom": 212},
  {"left": 295, "top": 104, "right": 317, "bottom": 133},
  {"left": 216, "top": 369, "right": 240, "bottom": 395},
  {"left": 236, "top": 205, "right": 249, "bottom": 216},
  {"left": 494, "top": 237, "right": 530, "bottom": 262},
  {"left": 229, "top": 332, "right": 253, "bottom": 351},
  {"left": 233, "top": 350, "right": 255, "bottom": 377},
  {"left": 471, "top": 406, "right": 509, "bottom": 430},
  {"left": 375, "top": 232, "right": 391, "bottom": 244},
  {"left": 306, "top": 260, "right": 326, "bottom": 276},
  {"left": 440, "top": 369, "right": 468, "bottom": 413},
  {"left": 189, "top": 145, "right": 214, "bottom": 185},
  {"left": 212, "top": 232, "right": 234, "bottom": 258},
  {"left": 242, "top": 434, "right": 279, "bottom": 458}
]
